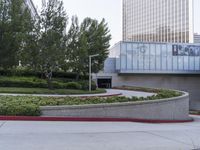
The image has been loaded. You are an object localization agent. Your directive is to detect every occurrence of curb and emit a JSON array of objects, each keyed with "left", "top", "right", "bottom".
[
  {"left": 190, "top": 113, "right": 200, "bottom": 116},
  {"left": 79, "top": 93, "right": 122, "bottom": 98},
  {"left": 0, "top": 93, "right": 122, "bottom": 98},
  {"left": 0, "top": 116, "right": 193, "bottom": 124}
]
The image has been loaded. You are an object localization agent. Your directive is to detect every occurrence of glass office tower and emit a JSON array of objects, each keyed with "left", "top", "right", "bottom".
[
  {"left": 123, "top": 0, "right": 194, "bottom": 43},
  {"left": 24, "top": 0, "right": 38, "bottom": 17}
]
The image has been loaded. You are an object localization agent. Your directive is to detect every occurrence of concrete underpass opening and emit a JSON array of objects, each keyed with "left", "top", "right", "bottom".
[{"left": 97, "top": 77, "right": 112, "bottom": 89}]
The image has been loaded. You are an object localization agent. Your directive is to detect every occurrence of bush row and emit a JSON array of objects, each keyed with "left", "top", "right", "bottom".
[
  {"left": 0, "top": 89, "right": 182, "bottom": 116},
  {"left": 0, "top": 76, "right": 97, "bottom": 90},
  {"left": 0, "top": 69, "right": 88, "bottom": 80},
  {"left": 0, "top": 97, "right": 41, "bottom": 116}
]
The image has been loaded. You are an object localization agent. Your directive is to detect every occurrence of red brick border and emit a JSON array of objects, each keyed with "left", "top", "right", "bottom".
[{"left": 0, "top": 116, "right": 193, "bottom": 123}]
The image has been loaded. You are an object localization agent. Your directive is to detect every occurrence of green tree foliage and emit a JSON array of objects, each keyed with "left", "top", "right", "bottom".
[
  {"left": 19, "top": 12, "right": 41, "bottom": 71},
  {"left": 65, "top": 16, "right": 88, "bottom": 80},
  {"left": 0, "top": 0, "right": 111, "bottom": 86},
  {"left": 81, "top": 18, "right": 111, "bottom": 73},
  {"left": 0, "top": 0, "right": 33, "bottom": 69},
  {"left": 39, "top": 0, "right": 68, "bottom": 88},
  {"left": 65, "top": 17, "right": 111, "bottom": 80}
]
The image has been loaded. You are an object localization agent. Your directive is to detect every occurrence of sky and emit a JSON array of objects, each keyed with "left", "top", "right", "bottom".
[
  {"left": 32, "top": 0, "right": 122, "bottom": 47},
  {"left": 32, "top": 0, "right": 200, "bottom": 46},
  {"left": 193, "top": 0, "right": 200, "bottom": 34}
]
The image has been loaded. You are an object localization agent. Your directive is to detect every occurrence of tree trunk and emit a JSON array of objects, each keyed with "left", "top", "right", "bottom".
[
  {"left": 45, "top": 70, "right": 53, "bottom": 90},
  {"left": 47, "top": 77, "right": 53, "bottom": 90},
  {"left": 76, "top": 73, "right": 80, "bottom": 81}
]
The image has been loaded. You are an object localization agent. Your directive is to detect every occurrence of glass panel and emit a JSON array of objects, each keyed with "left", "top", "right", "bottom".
[
  {"left": 116, "top": 58, "right": 120, "bottom": 70},
  {"left": 138, "top": 55, "right": 144, "bottom": 70},
  {"left": 132, "top": 43, "right": 138, "bottom": 70},
  {"left": 189, "top": 57, "right": 195, "bottom": 71},
  {"left": 121, "top": 55, "right": 127, "bottom": 70},
  {"left": 161, "top": 45, "right": 167, "bottom": 56},
  {"left": 167, "top": 57, "right": 172, "bottom": 70},
  {"left": 150, "top": 44, "right": 156, "bottom": 70},
  {"left": 127, "top": 52, "right": 132, "bottom": 70},
  {"left": 144, "top": 44, "right": 150, "bottom": 70},
  {"left": 156, "top": 45, "right": 161, "bottom": 70},
  {"left": 156, "top": 45, "right": 161, "bottom": 55},
  {"left": 173, "top": 57, "right": 178, "bottom": 70},
  {"left": 195, "top": 57, "right": 200, "bottom": 71},
  {"left": 127, "top": 43, "right": 132, "bottom": 51},
  {"left": 138, "top": 44, "right": 145, "bottom": 70},
  {"left": 178, "top": 57, "right": 184, "bottom": 70},
  {"left": 161, "top": 45, "right": 167, "bottom": 70},
  {"left": 150, "top": 44, "right": 156, "bottom": 55},
  {"left": 168, "top": 44, "right": 173, "bottom": 56},
  {"left": 121, "top": 43, "right": 127, "bottom": 55},
  {"left": 183, "top": 56, "right": 189, "bottom": 70}
]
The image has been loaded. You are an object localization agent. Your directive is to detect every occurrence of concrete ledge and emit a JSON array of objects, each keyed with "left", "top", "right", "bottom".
[{"left": 40, "top": 91, "right": 191, "bottom": 121}]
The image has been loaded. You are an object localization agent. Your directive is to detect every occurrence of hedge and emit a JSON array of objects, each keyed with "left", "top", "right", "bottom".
[
  {"left": 0, "top": 69, "right": 88, "bottom": 79},
  {"left": 0, "top": 76, "right": 97, "bottom": 90},
  {"left": 78, "top": 81, "right": 97, "bottom": 91},
  {"left": 0, "top": 88, "right": 182, "bottom": 116}
]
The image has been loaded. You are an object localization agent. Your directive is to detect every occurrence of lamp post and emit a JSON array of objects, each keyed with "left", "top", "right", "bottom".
[{"left": 89, "top": 54, "right": 99, "bottom": 91}]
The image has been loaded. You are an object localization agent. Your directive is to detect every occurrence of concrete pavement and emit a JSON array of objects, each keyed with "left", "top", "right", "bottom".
[
  {"left": 0, "top": 89, "right": 155, "bottom": 98},
  {"left": 107, "top": 89, "right": 155, "bottom": 98},
  {"left": 0, "top": 115, "right": 200, "bottom": 150}
]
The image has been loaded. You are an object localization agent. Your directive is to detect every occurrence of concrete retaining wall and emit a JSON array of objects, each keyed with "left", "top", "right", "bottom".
[
  {"left": 40, "top": 91, "right": 190, "bottom": 121},
  {"left": 95, "top": 73, "right": 200, "bottom": 110}
]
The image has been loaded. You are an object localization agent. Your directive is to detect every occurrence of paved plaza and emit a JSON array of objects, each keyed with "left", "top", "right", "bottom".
[
  {"left": 0, "top": 115, "right": 200, "bottom": 150},
  {"left": 0, "top": 89, "right": 155, "bottom": 98}
]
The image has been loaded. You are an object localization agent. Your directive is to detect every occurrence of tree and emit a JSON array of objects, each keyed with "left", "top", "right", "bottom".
[
  {"left": 39, "top": 0, "right": 68, "bottom": 89},
  {"left": 65, "top": 16, "right": 88, "bottom": 80},
  {"left": 0, "top": 0, "right": 32, "bottom": 69},
  {"left": 19, "top": 9, "right": 41, "bottom": 71},
  {"left": 80, "top": 18, "right": 111, "bottom": 74},
  {"left": 65, "top": 17, "right": 111, "bottom": 79}
]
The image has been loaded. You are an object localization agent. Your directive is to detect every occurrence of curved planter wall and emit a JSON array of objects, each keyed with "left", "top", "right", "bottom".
[{"left": 40, "top": 91, "right": 190, "bottom": 121}]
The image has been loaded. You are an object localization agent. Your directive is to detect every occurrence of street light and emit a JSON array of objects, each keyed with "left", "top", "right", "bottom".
[{"left": 89, "top": 54, "right": 99, "bottom": 91}]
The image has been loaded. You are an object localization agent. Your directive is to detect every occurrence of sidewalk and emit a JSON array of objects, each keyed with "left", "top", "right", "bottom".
[
  {"left": 0, "top": 115, "right": 199, "bottom": 150},
  {"left": 0, "top": 89, "right": 155, "bottom": 98}
]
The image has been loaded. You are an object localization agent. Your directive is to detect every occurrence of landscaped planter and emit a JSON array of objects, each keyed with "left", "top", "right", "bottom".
[{"left": 40, "top": 91, "right": 191, "bottom": 121}]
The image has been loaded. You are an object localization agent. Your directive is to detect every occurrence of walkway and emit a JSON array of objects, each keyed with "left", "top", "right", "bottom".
[
  {"left": 0, "top": 89, "right": 155, "bottom": 98},
  {"left": 0, "top": 115, "right": 200, "bottom": 150}
]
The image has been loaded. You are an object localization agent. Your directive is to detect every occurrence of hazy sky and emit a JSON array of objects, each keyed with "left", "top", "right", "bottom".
[
  {"left": 32, "top": 0, "right": 122, "bottom": 46},
  {"left": 32, "top": 0, "right": 200, "bottom": 46}
]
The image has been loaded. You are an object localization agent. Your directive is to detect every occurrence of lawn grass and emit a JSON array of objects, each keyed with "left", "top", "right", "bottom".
[{"left": 0, "top": 87, "right": 106, "bottom": 95}]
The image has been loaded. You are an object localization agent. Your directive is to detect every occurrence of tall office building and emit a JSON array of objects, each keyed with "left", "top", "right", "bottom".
[
  {"left": 123, "top": 0, "right": 194, "bottom": 43},
  {"left": 194, "top": 33, "right": 200, "bottom": 43},
  {"left": 24, "top": 0, "right": 38, "bottom": 17}
]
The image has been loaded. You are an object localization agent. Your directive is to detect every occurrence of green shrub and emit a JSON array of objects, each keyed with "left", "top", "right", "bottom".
[
  {"left": 0, "top": 69, "right": 88, "bottom": 79},
  {"left": 0, "top": 76, "right": 48, "bottom": 88},
  {"left": 146, "top": 90, "right": 181, "bottom": 100},
  {"left": 0, "top": 76, "right": 100, "bottom": 90},
  {"left": 0, "top": 86, "right": 182, "bottom": 116},
  {"left": 65, "top": 82, "right": 82, "bottom": 89},
  {"left": 0, "top": 69, "right": 41, "bottom": 77},
  {"left": 0, "top": 76, "right": 84, "bottom": 89},
  {"left": 0, "top": 99, "right": 40, "bottom": 116},
  {"left": 79, "top": 81, "right": 97, "bottom": 91}
]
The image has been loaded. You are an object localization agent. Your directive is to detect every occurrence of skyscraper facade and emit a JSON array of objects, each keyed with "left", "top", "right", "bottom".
[
  {"left": 24, "top": 0, "right": 38, "bottom": 17},
  {"left": 123, "top": 0, "right": 194, "bottom": 43}
]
